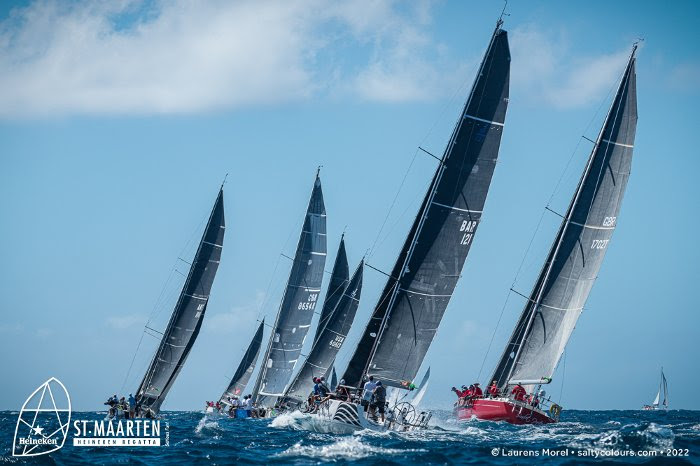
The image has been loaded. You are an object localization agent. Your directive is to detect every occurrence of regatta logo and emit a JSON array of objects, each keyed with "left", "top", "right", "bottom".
[
  {"left": 13, "top": 377, "right": 71, "bottom": 457},
  {"left": 73, "top": 419, "right": 166, "bottom": 447}
]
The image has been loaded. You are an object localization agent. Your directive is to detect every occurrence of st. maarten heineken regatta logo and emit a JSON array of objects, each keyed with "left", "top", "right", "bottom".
[
  {"left": 13, "top": 377, "right": 71, "bottom": 457},
  {"left": 13, "top": 377, "right": 166, "bottom": 457}
]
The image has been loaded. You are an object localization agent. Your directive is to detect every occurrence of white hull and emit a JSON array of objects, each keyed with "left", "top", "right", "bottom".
[{"left": 297, "top": 399, "right": 431, "bottom": 433}]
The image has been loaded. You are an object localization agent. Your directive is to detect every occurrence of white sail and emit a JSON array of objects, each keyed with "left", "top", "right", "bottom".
[{"left": 652, "top": 390, "right": 660, "bottom": 407}]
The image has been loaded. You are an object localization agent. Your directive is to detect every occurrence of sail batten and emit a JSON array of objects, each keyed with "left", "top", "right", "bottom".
[
  {"left": 491, "top": 46, "right": 638, "bottom": 390},
  {"left": 136, "top": 188, "right": 226, "bottom": 414},
  {"left": 342, "top": 23, "right": 511, "bottom": 390},
  {"left": 252, "top": 174, "right": 327, "bottom": 405}
]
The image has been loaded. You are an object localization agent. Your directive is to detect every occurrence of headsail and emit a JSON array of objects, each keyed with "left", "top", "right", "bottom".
[
  {"left": 253, "top": 173, "right": 327, "bottom": 403},
  {"left": 342, "top": 22, "right": 510, "bottom": 389},
  {"left": 137, "top": 188, "right": 226, "bottom": 414},
  {"left": 284, "top": 261, "right": 364, "bottom": 402},
  {"left": 410, "top": 367, "right": 431, "bottom": 408},
  {"left": 219, "top": 319, "right": 265, "bottom": 403},
  {"left": 491, "top": 46, "right": 638, "bottom": 390}
]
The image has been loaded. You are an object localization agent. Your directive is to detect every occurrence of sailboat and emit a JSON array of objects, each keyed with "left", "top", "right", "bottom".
[
  {"left": 281, "top": 240, "right": 364, "bottom": 407},
  {"left": 205, "top": 320, "right": 265, "bottom": 417},
  {"left": 306, "top": 17, "right": 511, "bottom": 433},
  {"left": 252, "top": 170, "right": 327, "bottom": 408},
  {"left": 457, "top": 43, "right": 639, "bottom": 425},
  {"left": 135, "top": 187, "right": 226, "bottom": 417},
  {"left": 643, "top": 368, "right": 668, "bottom": 411}
]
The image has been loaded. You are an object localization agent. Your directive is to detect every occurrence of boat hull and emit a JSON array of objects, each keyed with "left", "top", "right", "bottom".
[
  {"left": 298, "top": 399, "right": 431, "bottom": 433},
  {"left": 455, "top": 398, "right": 557, "bottom": 425}
]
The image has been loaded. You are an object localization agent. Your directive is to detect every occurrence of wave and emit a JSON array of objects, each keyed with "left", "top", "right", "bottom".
[{"left": 276, "top": 436, "right": 426, "bottom": 460}]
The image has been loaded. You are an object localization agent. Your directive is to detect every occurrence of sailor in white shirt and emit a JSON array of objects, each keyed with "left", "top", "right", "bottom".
[{"left": 362, "top": 376, "right": 377, "bottom": 412}]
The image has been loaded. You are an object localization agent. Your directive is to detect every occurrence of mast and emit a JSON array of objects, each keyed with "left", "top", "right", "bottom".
[
  {"left": 219, "top": 319, "right": 265, "bottom": 402},
  {"left": 491, "top": 44, "right": 638, "bottom": 389},
  {"left": 252, "top": 171, "right": 327, "bottom": 404},
  {"left": 136, "top": 186, "right": 226, "bottom": 414},
  {"left": 342, "top": 20, "right": 510, "bottom": 389}
]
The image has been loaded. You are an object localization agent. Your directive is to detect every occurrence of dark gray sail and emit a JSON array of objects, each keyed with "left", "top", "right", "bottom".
[
  {"left": 491, "top": 46, "right": 638, "bottom": 390},
  {"left": 313, "top": 237, "right": 349, "bottom": 346},
  {"left": 285, "top": 261, "right": 363, "bottom": 402},
  {"left": 253, "top": 173, "right": 327, "bottom": 403},
  {"left": 137, "top": 188, "right": 225, "bottom": 414},
  {"left": 343, "top": 23, "right": 510, "bottom": 390},
  {"left": 219, "top": 319, "right": 265, "bottom": 403}
]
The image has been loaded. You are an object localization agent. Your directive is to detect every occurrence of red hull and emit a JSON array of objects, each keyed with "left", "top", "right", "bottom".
[{"left": 455, "top": 398, "right": 557, "bottom": 425}]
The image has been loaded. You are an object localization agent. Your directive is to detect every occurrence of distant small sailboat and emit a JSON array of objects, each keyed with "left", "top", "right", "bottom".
[{"left": 643, "top": 368, "right": 668, "bottom": 411}]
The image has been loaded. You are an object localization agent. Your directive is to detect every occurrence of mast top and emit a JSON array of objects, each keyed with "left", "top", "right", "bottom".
[
  {"left": 497, "top": 0, "right": 509, "bottom": 28},
  {"left": 220, "top": 173, "right": 229, "bottom": 190}
]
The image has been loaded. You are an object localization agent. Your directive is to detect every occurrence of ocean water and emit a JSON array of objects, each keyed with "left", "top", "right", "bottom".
[{"left": 1, "top": 409, "right": 698, "bottom": 464}]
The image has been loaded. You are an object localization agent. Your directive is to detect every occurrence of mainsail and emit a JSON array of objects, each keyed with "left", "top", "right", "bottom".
[
  {"left": 284, "top": 261, "right": 364, "bottom": 402},
  {"left": 662, "top": 370, "right": 669, "bottom": 408},
  {"left": 137, "top": 188, "right": 226, "bottom": 414},
  {"left": 313, "top": 237, "right": 350, "bottom": 347},
  {"left": 253, "top": 173, "right": 327, "bottom": 403},
  {"left": 219, "top": 319, "right": 265, "bottom": 403},
  {"left": 342, "top": 22, "right": 510, "bottom": 389},
  {"left": 491, "top": 45, "right": 638, "bottom": 389}
]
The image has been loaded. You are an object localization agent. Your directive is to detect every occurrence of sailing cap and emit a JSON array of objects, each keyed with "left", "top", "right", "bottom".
[{"left": 376, "top": 381, "right": 382, "bottom": 386}]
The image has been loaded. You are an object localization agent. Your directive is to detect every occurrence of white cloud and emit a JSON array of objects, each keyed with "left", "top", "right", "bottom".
[
  {"left": 107, "top": 314, "right": 144, "bottom": 329},
  {"left": 0, "top": 0, "right": 457, "bottom": 117},
  {"left": 205, "top": 291, "right": 265, "bottom": 334},
  {"left": 510, "top": 24, "right": 632, "bottom": 109}
]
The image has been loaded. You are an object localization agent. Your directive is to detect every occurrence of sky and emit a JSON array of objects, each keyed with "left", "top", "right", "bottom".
[{"left": 1, "top": 0, "right": 698, "bottom": 412}]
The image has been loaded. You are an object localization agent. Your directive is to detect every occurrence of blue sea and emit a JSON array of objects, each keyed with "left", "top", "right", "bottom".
[{"left": 1, "top": 409, "right": 698, "bottom": 464}]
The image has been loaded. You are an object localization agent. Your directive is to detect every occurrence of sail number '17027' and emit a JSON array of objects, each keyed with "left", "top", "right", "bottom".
[
  {"left": 298, "top": 293, "right": 318, "bottom": 311},
  {"left": 459, "top": 220, "right": 478, "bottom": 246}
]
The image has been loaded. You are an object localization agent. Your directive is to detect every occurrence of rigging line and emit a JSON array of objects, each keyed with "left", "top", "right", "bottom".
[{"left": 368, "top": 147, "right": 419, "bottom": 258}]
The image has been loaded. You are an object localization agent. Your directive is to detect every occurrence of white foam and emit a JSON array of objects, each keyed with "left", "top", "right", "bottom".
[
  {"left": 277, "top": 436, "right": 426, "bottom": 460},
  {"left": 195, "top": 415, "right": 219, "bottom": 434},
  {"left": 270, "top": 410, "right": 307, "bottom": 428}
]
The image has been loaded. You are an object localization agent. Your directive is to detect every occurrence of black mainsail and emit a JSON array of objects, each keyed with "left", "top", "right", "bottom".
[
  {"left": 342, "top": 22, "right": 511, "bottom": 389},
  {"left": 312, "top": 237, "right": 350, "bottom": 347},
  {"left": 218, "top": 319, "right": 265, "bottom": 403},
  {"left": 490, "top": 45, "right": 638, "bottom": 390},
  {"left": 137, "top": 188, "right": 226, "bottom": 414},
  {"left": 284, "top": 261, "right": 364, "bottom": 402},
  {"left": 253, "top": 172, "right": 327, "bottom": 403}
]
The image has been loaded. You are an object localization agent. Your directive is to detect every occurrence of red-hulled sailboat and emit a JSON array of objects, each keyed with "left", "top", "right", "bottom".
[{"left": 456, "top": 42, "right": 639, "bottom": 425}]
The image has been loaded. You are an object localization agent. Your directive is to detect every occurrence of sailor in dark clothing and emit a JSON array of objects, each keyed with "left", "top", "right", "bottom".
[{"left": 371, "top": 381, "right": 387, "bottom": 423}]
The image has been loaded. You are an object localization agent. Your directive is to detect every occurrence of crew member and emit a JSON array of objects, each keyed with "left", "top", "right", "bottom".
[
  {"left": 488, "top": 380, "right": 499, "bottom": 397},
  {"left": 372, "top": 381, "right": 387, "bottom": 423},
  {"left": 335, "top": 379, "right": 350, "bottom": 401},
  {"left": 362, "top": 376, "right": 377, "bottom": 412},
  {"left": 511, "top": 383, "right": 526, "bottom": 402},
  {"left": 472, "top": 383, "right": 483, "bottom": 398}
]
